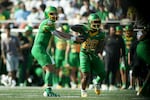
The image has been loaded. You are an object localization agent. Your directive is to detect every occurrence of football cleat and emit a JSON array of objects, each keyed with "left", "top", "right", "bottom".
[
  {"left": 70, "top": 82, "right": 77, "bottom": 89},
  {"left": 43, "top": 87, "right": 60, "bottom": 97},
  {"left": 120, "top": 84, "right": 126, "bottom": 90},
  {"left": 128, "top": 85, "right": 134, "bottom": 90},
  {"left": 56, "top": 84, "right": 63, "bottom": 89},
  {"left": 88, "top": 84, "right": 94, "bottom": 90},
  {"left": 136, "top": 87, "right": 142, "bottom": 96},
  {"left": 109, "top": 85, "right": 118, "bottom": 91},
  {"left": 81, "top": 90, "right": 88, "bottom": 97},
  {"left": 94, "top": 84, "right": 101, "bottom": 95},
  {"left": 101, "top": 84, "right": 108, "bottom": 90},
  {"left": 135, "top": 86, "right": 140, "bottom": 91}
]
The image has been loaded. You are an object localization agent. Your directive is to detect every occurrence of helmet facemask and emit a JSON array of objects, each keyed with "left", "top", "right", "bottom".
[
  {"left": 125, "top": 30, "right": 133, "bottom": 37},
  {"left": 48, "top": 12, "right": 58, "bottom": 22},
  {"left": 88, "top": 13, "right": 101, "bottom": 30},
  {"left": 90, "top": 19, "right": 101, "bottom": 30},
  {"left": 125, "top": 25, "right": 133, "bottom": 37},
  {"left": 44, "top": 6, "right": 58, "bottom": 22}
]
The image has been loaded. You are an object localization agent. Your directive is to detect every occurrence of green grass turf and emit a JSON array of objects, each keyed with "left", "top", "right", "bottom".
[{"left": 0, "top": 86, "right": 149, "bottom": 100}]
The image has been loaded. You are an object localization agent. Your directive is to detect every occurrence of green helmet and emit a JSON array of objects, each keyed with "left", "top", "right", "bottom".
[
  {"left": 125, "top": 24, "right": 133, "bottom": 31},
  {"left": 116, "top": 25, "right": 123, "bottom": 31},
  {"left": 62, "top": 24, "right": 70, "bottom": 33},
  {"left": 44, "top": 6, "right": 58, "bottom": 22},
  {"left": 25, "top": 25, "right": 33, "bottom": 32},
  {"left": 125, "top": 24, "right": 133, "bottom": 36},
  {"left": 116, "top": 25, "right": 123, "bottom": 35},
  {"left": 88, "top": 13, "right": 101, "bottom": 30}
]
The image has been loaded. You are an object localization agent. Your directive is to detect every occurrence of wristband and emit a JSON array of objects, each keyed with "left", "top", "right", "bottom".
[{"left": 71, "top": 36, "right": 76, "bottom": 41}]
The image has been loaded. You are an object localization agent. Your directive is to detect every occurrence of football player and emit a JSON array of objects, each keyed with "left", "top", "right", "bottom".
[
  {"left": 31, "top": 6, "right": 84, "bottom": 97},
  {"left": 123, "top": 24, "right": 137, "bottom": 90},
  {"left": 71, "top": 13, "right": 106, "bottom": 97}
]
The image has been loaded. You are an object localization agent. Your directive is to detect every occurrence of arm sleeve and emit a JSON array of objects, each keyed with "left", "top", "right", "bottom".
[
  {"left": 96, "top": 39, "right": 105, "bottom": 54},
  {"left": 51, "top": 30, "right": 72, "bottom": 40}
]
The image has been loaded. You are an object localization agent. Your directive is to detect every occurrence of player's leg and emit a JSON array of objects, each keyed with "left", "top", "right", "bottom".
[
  {"left": 137, "top": 70, "right": 150, "bottom": 96},
  {"left": 120, "top": 60, "right": 127, "bottom": 89},
  {"left": 69, "top": 53, "right": 80, "bottom": 89},
  {"left": 80, "top": 72, "right": 90, "bottom": 97},
  {"left": 79, "top": 52, "right": 90, "bottom": 97},
  {"left": 92, "top": 55, "right": 106, "bottom": 95},
  {"left": 54, "top": 58, "right": 63, "bottom": 88},
  {"left": 43, "top": 64, "right": 60, "bottom": 97},
  {"left": 31, "top": 47, "right": 60, "bottom": 97}
]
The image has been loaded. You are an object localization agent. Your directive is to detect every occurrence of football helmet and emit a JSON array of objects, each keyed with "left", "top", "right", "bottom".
[
  {"left": 88, "top": 13, "right": 101, "bottom": 30},
  {"left": 116, "top": 25, "right": 123, "bottom": 35},
  {"left": 44, "top": 6, "right": 58, "bottom": 22},
  {"left": 62, "top": 24, "right": 70, "bottom": 33},
  {"left": 125, "top": 24, "right": 133, "bottom": 37}
]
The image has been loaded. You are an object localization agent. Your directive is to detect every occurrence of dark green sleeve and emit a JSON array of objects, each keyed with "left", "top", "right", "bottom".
[{"left": 71, "top": 24, "right": 86, "bottom": 35}]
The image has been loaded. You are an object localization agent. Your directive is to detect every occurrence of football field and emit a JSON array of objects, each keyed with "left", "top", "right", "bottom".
[{"left": 0, "top": 86, "right": 149, "bottom": 100}]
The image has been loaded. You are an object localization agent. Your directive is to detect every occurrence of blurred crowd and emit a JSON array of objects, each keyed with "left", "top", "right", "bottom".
[
  {"left": 0, "top": 0, "right": 137, "bottom": 28},
  {"left": 0, "top": 0, "right": 149, "bottom": 97}
]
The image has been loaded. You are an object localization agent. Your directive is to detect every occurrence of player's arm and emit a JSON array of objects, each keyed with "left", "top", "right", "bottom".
[
  {"left": 97, "top": 39, "right": 105, "bottom": 60},
  {"left": 51, "top": 30, "right": 85, "bottom": 43},
  {"left": 96, "top": 32, "right": 106, "bottom": 54}
]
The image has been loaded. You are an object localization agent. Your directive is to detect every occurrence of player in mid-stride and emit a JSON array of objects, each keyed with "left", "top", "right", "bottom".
[
  {"left": 71, "top": 13, "right": 106, "bottom": 97},
  {"left": 31, "top": 6, "right": 85, "bottom": 97}
]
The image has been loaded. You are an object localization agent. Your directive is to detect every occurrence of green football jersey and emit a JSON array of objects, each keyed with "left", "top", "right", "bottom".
[
  {"left": 33, "top": 19, "right": 55, "bottom": 48},
  {"left": 31, "top": 19, "right": 56, "bottom": 66},
  {"left": 77, "top": 24, "right": 105, "bottom": 53}
]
